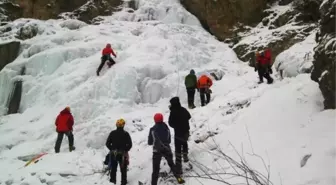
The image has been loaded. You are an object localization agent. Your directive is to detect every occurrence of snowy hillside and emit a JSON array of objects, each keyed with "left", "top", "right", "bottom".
[{"left": 0, "top": 0, "right": 335, "bottom": 185}]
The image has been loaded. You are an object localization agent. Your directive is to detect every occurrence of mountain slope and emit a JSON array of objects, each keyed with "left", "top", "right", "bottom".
[{"left": 0, "top": 0, "right": 335, "bottom": 185}]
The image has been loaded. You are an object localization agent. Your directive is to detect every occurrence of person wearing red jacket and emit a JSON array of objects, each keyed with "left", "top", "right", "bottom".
[
  {"left": 54, "top": 106, "right": 75, "bottom": 153},
  {"left": 197, "top": 74, "right": 213, "bottom": 106},
  {"left": 255, "top": 49, "right": 274, "bottom": 84},
  {"left": 97, "top": 43, "right": 117, "bottom": 76}
]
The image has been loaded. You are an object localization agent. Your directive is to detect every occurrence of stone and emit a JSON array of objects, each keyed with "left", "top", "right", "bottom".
[
  {"left": 311, "top": 0, "right": 335, "bottom": 109},
  {"left": 15, "top": 23, "right": 39, "bottom": 40}
]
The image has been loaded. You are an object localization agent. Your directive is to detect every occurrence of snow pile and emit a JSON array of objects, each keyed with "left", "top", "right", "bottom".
[
  {"left": 59, "top": 19, "right": 88, "bottom": 30},
  {"left": 0, "top": 0, "right": 334, "bottom": 185},
  {"left": 111, "top": 0, "right": 200, "bottom": 25},
  {"left": 273, "top": 32, "right": 316, "bottom": 78},
  {"left": 0, "top": 19, "right": 63, "bottom": 42}
]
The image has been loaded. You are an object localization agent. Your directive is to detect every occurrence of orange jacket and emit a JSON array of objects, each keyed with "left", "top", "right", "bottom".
[{"left": 197, "top": 75, "right": 212, "bottom": 89}]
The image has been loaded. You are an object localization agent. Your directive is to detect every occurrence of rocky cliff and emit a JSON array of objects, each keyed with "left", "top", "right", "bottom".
[
  {"left": 180, "top": 0, "right": 268, "bottom": 41},
  {"left": 311, "top": 0, "right": 335, "bottom": 109},
  {"left": 181, "top": 0, "right": 322, "bottom": 66},
  {"left": 0, "top": 0, "right": 125, "bottom": 23}
]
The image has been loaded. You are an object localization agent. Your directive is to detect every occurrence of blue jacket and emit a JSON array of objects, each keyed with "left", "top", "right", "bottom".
[{"left": 148, "top": 122, "right": 171, "bottom": 152}]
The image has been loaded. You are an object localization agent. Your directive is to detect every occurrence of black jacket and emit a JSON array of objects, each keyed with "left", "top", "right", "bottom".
[
  {"left": 168, "top": 97, "right": 191, "bottom": 136},
  {"left": 148, "top": 122, "right": 171, "bottom": 152},
  {"left": 106, "top": 128, "right": 132, "bottom": 152}
]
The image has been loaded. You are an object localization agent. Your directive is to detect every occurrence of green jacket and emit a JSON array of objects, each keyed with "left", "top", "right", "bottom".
[{"left": 185, "top": 74, "right": 197, "bottom": 89}]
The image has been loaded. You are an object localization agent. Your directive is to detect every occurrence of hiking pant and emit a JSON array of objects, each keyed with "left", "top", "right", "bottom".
[
  {"left": 54, "top": 131, "right": 74, "bottom": 153},
  {"left": 152, "top": 148, "right": 179, "bottom": 185},
  {"left": 199, "top": 88, "right": 211, "bottom": 106},
  {"left": 97, "top": 55, "right": 115, "bottom": 75},
  {"left": 174, "top": 133, "right": 189, "bottom": 174},
  {"left": 257, "top": 66, "right": 273, "bottom": 83},
  {"left": 186, "top": 88, "right": 195, "bottom": 107},
  {"left": 110, "top": 152, "right": 128, "bottom": 185}
]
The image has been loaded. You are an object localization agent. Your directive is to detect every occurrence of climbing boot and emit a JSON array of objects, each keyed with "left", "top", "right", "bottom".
[
  {"left": 177, "top": 177, "right": 185, "bottom": 184},
  {"left": 69, "top": 146, "right": 76, "bottom": 152},
  {"left": 183, "top": 154, "right": 189, "bottom": 163}
]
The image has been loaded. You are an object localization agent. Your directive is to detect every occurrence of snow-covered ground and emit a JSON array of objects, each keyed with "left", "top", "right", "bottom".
[{"left": 0, "top": 0, "right": 335, "bottom": 185}]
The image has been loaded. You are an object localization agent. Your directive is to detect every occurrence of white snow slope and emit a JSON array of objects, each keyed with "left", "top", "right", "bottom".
[
  {"left": 0, "top": 0, "right": 335, "bottom": 185},
  {"left": 274, "top": 32, "right": 316, "bottom": 78}
]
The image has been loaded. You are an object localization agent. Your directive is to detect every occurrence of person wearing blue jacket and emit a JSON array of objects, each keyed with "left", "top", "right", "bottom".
[{"left": 148, "top": 113, "right": 185, "bottom": 185}]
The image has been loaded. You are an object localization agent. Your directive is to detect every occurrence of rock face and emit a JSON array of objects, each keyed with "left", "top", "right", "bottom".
[
  {"left": 0, "top": 41, "right": 21, "bottom": 71},
  {"left": 180, "top": 0, "right": 268, "bottom": 40},
  {"left": 64, "top": 0, "right": 123, "bottom": 23},
  {"left": 2, "top": 0, "right": 123, "bottom": 23},
  {"left": 0, "top": 2, "right": 22, "bottom": 22},
  {"left": 293, "top": 0, "right": 322, "bottom": 22},
  {"left": 311, "top": 0, "right": 335, "bottom": 109},
  {"left": 233, "top": 30, "right": 308, "bottom": 66},
  {"left": 181, "top": 0, "right": 322, "bottom": 66}
]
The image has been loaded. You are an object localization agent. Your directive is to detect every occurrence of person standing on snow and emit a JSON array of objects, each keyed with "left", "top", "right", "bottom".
[
  {"left": 97, "top": 43, "right": 117, "bottom": 76},
  {"left": 255, "top": 49, "right": 273, "bottom": 84},
  {"left": 168, "top": 97, "right": 191, "bottom": 175},
  {"left": 54, "top": 106, "right": 75, "bottom": 153},
  {"left": 197, "top": 74, "right": 213, "bottom": 106},
  {"left": 148, "top": 113, "right": 185, "bottom": 185},
  {"left": 184, "top": 69, "right": 197, "bottom": 109},
  {"left": 105, "top": 119, "right": 132, "bottom": 185}
]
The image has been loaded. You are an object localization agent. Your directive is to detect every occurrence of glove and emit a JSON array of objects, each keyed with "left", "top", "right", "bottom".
[
  {"left": 254, "top": 67, "right": 257, "bottom": 72},
  {"left": 269, "top": 68, "right": 273, "bottom": 74},
  {"left": 197, "top": 88, "right": 199, "bottom": 92}
]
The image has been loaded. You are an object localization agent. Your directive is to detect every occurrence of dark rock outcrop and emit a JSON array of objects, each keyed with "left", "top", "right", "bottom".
[
  {"left": 279, "top": 0, "right": 293, "bottom": 5},
  {"left": 68, "top": 0, "right": 123, "bottom": 23},
  {"left": 293, "top": 0, "right": 322, "bottom": 23},
  {"left": 231, "top": 0, "right": 320, "bottom": 66},
  {"left": 0, "top": 2, "right": 23, "bottom": 21},
  {"left": 181, "top": 0, "right": 322, "bottom": 66},
  {"left": 2, "top": 0, "right": 123, "bottom": 23},
  {"left": 7, "top": 66, "right": 25, "bottom": 114},
  {"left": 15, "top": 23, "right": 39, "bottom": 40},
  {"left": 180, "top": 0, "right": 269, "bottom": 40},
  {"left": 233, "top": 29, "right": 309, "bottom": 66},
  {"left": 311, "top": 0, "right": 335, "bottom": 109},
  {"left": 0, "top": 41, "right": 20, "bottom": 71}
]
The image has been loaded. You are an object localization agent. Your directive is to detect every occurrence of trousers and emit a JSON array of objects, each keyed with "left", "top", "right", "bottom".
[
  {"left": 152, "top": 148, "right": 179, "bottom": 185},
  {"left": 54, "top": 131, "right": 74, "bottom": 153}
]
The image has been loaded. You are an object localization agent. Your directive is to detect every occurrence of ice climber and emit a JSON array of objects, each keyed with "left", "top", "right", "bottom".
[
  {"left": 97, "top": 43, "right": 117, "bottom": 76},
  {"left": 148, "top": 113, "right": 185, "bottom": 185},
  {"left": 255, "top": 49, "right": 274, "bottom": 84},
  {"left": 197, "top": 74, "right": 213, "bottom": 106},
  {"left": 168, "top": 97, "right": 191, "bottom": 175},
  {"left": 105, "top": 119, "right": 132, "bottom": 185},
  {"left": 184, "top": 69, "right": 197, "bottom": 109},
  {"left": 54, "top": 106, "right": 75, "bottom": 153}
]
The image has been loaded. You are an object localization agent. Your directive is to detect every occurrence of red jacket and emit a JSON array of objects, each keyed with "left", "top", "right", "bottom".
[
  {"left": 197, "top": 75, "right": 213, "bottom": 89},
  {"left": 55, "top": 108, "right": 74, "bottom": 132},
  {"left": 257, "top": 49, "right": 271, "bottom": 65},
  {"left": 102, "top": 44, "right": 116, "bottom": 57}
]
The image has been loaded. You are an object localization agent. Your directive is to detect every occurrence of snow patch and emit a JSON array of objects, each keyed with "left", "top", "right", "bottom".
[
  {"left": 59, "top": 19, "right": 88, "bottom": 30},
  {"left": 274, "top": 32, "right": 317, "bottom": 78}
]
